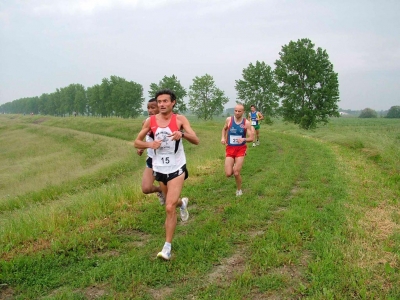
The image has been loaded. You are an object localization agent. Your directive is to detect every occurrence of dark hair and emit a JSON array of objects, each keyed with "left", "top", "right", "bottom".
[
  {"left": 250, "top": 105, "right": 256, "bottom": 108},
  {"left": 148, "top": 98, "right": 156, "bottom": 103},
  {"left": 155, "top": 89, "right": 176, "bottom": 101}
]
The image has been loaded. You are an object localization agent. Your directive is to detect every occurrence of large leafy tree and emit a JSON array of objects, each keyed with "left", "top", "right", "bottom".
[
  {"left": 149, "top": 75, "right": 187, "bottom": 113},
  {"left": 386, "top": 106, "right": 400, "bottom": 118},
  {"left": 274, "top": 38, "right": 340, "bottom": 129},
  {"left": 110, "top": 76, "right": 143, "bottom": 118},
  {"left": 188, "top": 74, "right": 228, "bottom": 120},
  {"left": 235, "top": 61, "right": 279, "bottom": 124}
]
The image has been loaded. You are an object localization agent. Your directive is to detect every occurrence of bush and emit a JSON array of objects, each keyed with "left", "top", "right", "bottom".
[
  {"left": 359, "top": 108, "right": 378, "bottom": 118},
  {"left": 386, "top": 106, "right": 400, "bottom": 118}
]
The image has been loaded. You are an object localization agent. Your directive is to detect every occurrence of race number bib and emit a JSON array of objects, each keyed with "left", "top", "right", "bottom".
[
  {"left": 154, "top": 154, "right": 176, "bottom": 166},
  {"left": 229, "top": 135, "right": 242, "bottom": 145},
  {"left": 251, "top": 120, "right": 257, "bottom": 126}
]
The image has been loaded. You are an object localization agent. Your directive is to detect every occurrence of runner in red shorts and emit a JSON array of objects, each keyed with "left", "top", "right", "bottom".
[{"left": 221, "top": 104, "right": 254, "bottom": 196}]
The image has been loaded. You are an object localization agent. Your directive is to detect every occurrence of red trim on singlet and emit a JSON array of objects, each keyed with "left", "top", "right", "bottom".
[{"left": 150, "top": 114, "right": 179, "bottom": 135}]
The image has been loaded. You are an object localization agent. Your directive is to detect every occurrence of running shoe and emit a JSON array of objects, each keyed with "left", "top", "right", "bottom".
[
  {"left": 236, "top": 190, "right": 243, "bottom": 196},
  {"left": 157, "top": 192, "right": 165, "bottom": 205},
  {"left": 180, "top": 197, "right": 189, "bottom": 221},
  {"left": 157, "top": 248, "right": 171, "bottom": 260},
  {"left": 256, "top": 140, "right": 260, "bottom": 146},
  {"left": 252, "top": 143, "right": 256, "bottom": 147}
]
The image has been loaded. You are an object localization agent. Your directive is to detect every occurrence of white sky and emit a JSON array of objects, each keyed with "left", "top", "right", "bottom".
[{"left": 1, "top": 0, "right": 399, "bottom": 111}]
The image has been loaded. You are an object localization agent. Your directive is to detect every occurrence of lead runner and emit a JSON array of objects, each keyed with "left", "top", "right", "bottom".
[{"left": 134, "top": 89, "right": 199, "bottom": 260}]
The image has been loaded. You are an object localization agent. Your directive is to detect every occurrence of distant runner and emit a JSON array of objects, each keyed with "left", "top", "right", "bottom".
[
  {"left": 248, "top": 105, "right": 264, "bottom": 146},
  {"left": 221, "top": 104, "right": 254, "bottom": 196}
]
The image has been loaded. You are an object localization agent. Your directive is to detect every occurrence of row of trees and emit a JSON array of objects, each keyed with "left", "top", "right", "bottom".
[
  {"left": 359, "top": 106, "right": 400, "bottom": 118},
  {"left": 1, "top": 38, "right": 341, "bottom": 129},
  {"left": 0, "top": 77, "right": 144, "bottom": 118}
]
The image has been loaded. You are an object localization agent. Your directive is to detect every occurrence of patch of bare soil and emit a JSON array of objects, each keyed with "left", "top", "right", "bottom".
[
  {"left": 96, "top": 249, "right": 120, "bottom": 257},
  {"left": 118, "top": 228, "right": 152, "bottom": 248},
  {"left": 208, "top": 249, "right": 247, "bottom": 286},
  {"left": 0, "top": 284, "right": 14, "bottom": 300},
  {"left": 148, "top": 286, "right": 174, "bottom": 300},
  {"left": 82, "top": 284, "right": 108, "bottom": 299}
]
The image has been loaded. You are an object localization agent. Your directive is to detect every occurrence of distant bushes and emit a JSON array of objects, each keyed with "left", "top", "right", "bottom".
[
  {"left": 386, "top": 106, "right": 400, "bottom": 118},
  {"left": 359, "top": 108, "right": 378, "bottom": 118},
  {"left": 358, "top": 106, "right": 400, "bottom": 118}
]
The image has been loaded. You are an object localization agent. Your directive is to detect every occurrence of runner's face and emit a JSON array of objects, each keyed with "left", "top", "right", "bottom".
[
  {"left": 251, "top": 107, "right": 256, "bottom": 112},
  {"left": 157, "top": 94, "right": 175, "bottom": 114},
  {"left": 234, "top": 105, "right": 244, "bottom": 118},
  {"left": 147, "top": 102, "right": 158, "bottom": 116}
]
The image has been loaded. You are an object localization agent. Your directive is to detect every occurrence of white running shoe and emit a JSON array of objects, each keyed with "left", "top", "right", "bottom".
[
  {"left": 256, "top": 140, "right": 260, "bottom": 146},
  {"left": 157, "top": 192, "right": 165, "bottom": 205},
  {"left": 180, "top": 197, "right": 189, "bottom": 221},
  {"left": 252, "top": 143, "right": 256, "bottom": 147},
  {"left": 157, "top": 248, "right": 171, "bottom": 260},
  {"left": 236, "top": 190, "right": 243, "bottom": 196}
]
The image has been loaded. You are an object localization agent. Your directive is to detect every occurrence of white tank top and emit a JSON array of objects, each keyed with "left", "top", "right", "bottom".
[{"left": 150, "top": 114, "right": 186, "bottom": 174}]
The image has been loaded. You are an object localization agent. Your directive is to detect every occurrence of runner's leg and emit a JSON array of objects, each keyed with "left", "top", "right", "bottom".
[
  {"left": 164, "top": 173, "right": 185, "bottom": 243},
  {"left": 225, "top": 157, "right": 235, "bottom": 177},
  {"left": 233, "top": 156, "right": 245, "bottom": 191},
  {"left": 141, "top": 167, "right": 161, "bottom": 194}
]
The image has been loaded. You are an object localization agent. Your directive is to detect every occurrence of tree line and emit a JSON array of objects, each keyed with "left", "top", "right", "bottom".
[
  {"left": 359, "top": 107, "right": 400, "bottom": 118},
  {"left": 1, "top": 38, "right": 344, "bottom": 129}
]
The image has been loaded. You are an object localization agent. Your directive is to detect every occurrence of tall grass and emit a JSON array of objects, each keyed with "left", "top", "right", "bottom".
[{"left": 0, "top": 114, "right": 399, "bottom": 299}]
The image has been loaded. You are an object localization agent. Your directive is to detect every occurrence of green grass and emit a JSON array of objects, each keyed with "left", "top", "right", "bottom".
[{"left": 0, "top": 114, "right": 399, "bottom": 299}]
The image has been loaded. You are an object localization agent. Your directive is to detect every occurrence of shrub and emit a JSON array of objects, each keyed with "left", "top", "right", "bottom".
[
  {"left": 386, "top": 106, "right": 400, "bottom": 118},
  {"left": 359, "top": 108, "right": 378, "bottom": 118}
]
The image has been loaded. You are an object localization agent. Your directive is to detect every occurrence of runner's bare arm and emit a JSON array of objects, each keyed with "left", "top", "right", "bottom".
[
  {"left": 245, "top": 120, "right": 254, "bottom": 142},
  {"left": 221, "top": 117, "right": 230, "bottom": 144},
  {"left": 257, "top": 112, "right": 264, "bottom": 121},
  {"left": 134, "top": 118, "right": 161, "bottom": 150},
  {"left": 172, "top": 115, "right": 199, "bottom": 145},
  {"left": 135, "top": 119, "right": 148, "bottom": 154}
]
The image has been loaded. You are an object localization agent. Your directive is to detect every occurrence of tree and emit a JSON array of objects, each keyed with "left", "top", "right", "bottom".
[
  {"left": 386, "top": 106, "right": 400, "bottom": 118},
  {"left": 359, "top": 108, "right": 378, "bottom": 118},
  {"left": 73, "top": 84, "right": 87, "bottom": 116},
  {"left": 188, "top": 74, "right": 229, "bottom": 120},
  {"left": 235, "top": 61, "right": 279, "bottom": 124},
  {"left": 100, "top": 78, "right": 112, "bottom": 117},
  {"left": 87, "top": 84, "right": 101, "bottom": 116},
  {"left": 149, "top": 75, "right": 187, "bottom": 113},
  {"left": 274, "top": 38, "right": 340, "bottom": 129},
  {"left": 109, "top": 76, "right": 143, "bottom": 118}
]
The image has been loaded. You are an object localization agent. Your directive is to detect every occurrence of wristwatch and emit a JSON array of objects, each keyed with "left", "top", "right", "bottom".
[{"left": 181, "top": 130, "right": 185, "bottom": 138}]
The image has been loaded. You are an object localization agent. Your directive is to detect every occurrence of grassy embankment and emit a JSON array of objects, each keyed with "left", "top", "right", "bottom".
[{"left": 0, "top": 114, "right": 399, "bottom": 299}]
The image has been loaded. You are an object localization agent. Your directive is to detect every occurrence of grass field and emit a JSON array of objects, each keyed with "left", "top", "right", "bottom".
[{"left": 0, "top": 114, "right": 399, "bottom": 299}]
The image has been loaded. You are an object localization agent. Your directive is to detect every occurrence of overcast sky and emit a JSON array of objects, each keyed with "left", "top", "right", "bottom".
[{"left": 1, "top": 0, "right": 399, "bottom": 111}]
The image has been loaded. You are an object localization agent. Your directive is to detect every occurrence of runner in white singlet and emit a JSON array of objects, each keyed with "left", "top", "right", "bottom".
[{"left": 134, "top": 89, "right": 199, "bottom": 260}]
